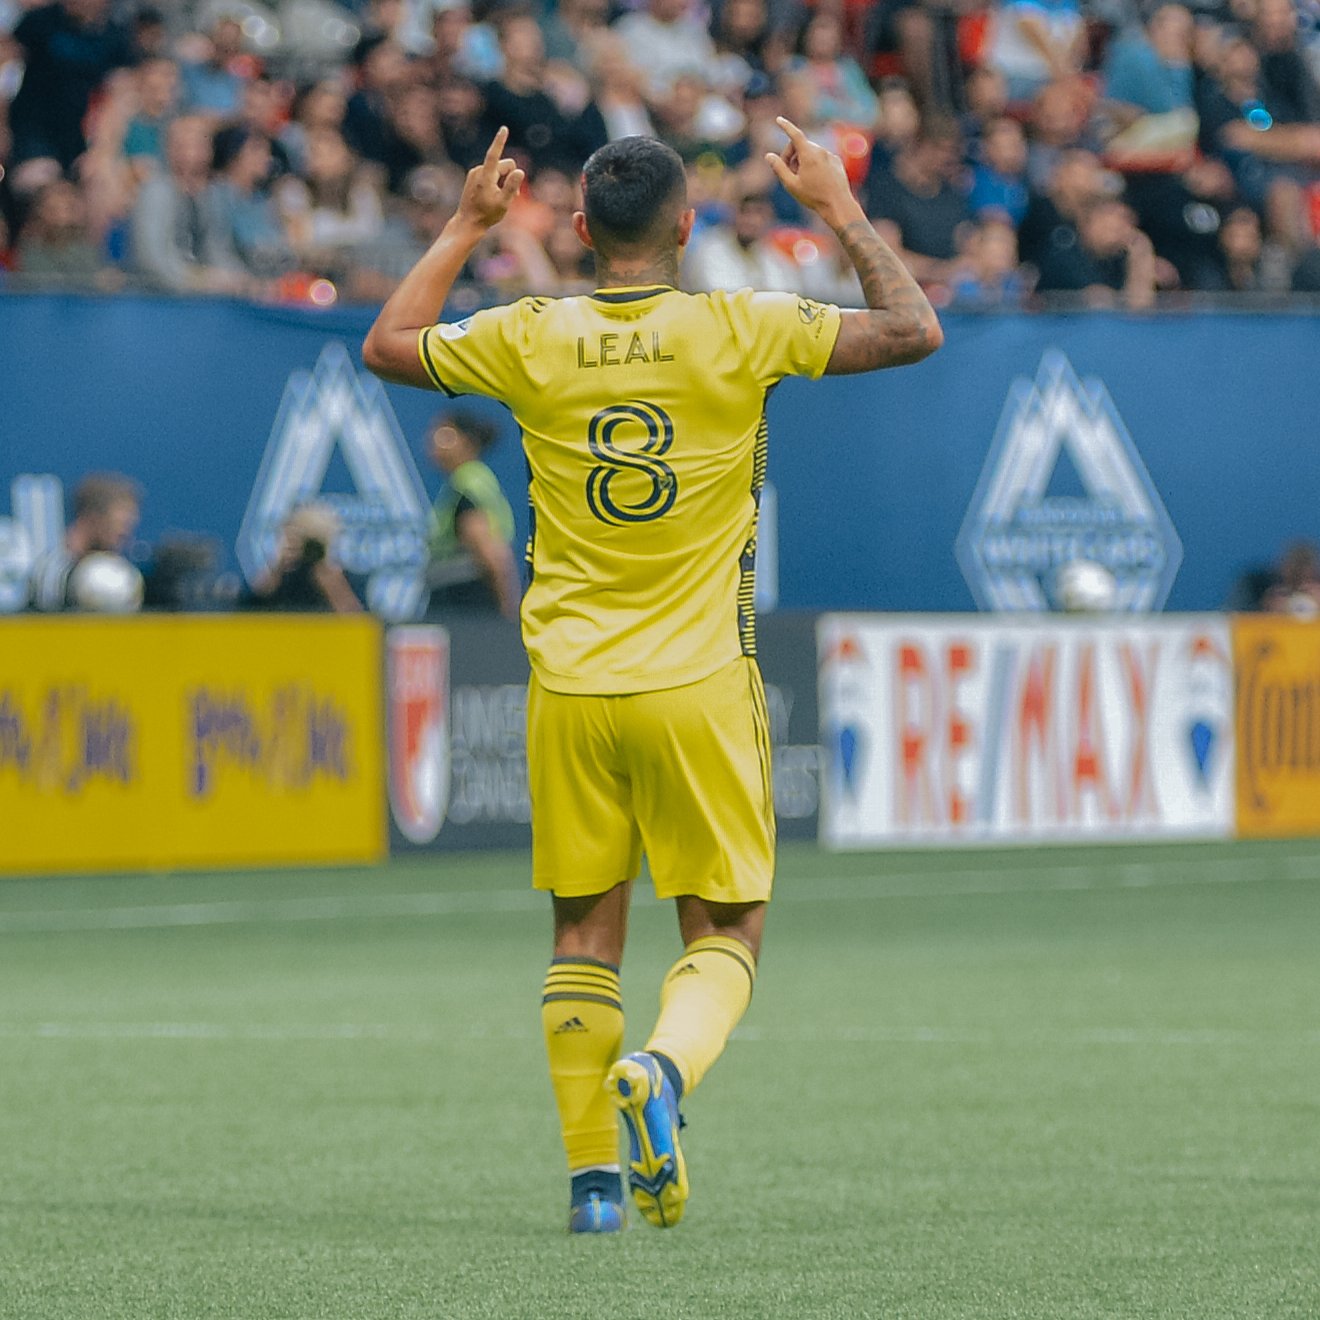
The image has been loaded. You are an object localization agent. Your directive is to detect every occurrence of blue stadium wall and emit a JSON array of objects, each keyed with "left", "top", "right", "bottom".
[{"left": 2, "top": 293, "right": 1316, "bottom": 612}]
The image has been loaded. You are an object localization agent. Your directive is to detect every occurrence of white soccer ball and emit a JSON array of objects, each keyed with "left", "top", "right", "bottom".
[
  {"left": 1055, "top": 559, "right": 1117, "bottom": 614},
  {"left": 69, "top": 552, "right": 144, "bottom": 614}
]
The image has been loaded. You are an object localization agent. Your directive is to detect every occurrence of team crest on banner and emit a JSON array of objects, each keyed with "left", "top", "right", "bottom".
[
  {"left": 238, "top": 343, "right": 431, "bottom": 622},
  {"left": 956, "top": 351, "right": 1182, "bottom": 613},
  {"left": 388, "top": 627, "right": 450, "bottom": 844}
]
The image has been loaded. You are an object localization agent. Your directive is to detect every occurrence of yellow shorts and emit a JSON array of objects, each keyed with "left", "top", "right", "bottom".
[{"left": 527, "top": 656, "right": 776, "bottom": 903}]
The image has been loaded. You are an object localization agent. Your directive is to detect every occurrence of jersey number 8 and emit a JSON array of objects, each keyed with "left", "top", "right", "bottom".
[{"left": 585, "top": 402, "right": 678, "bottom": 526}]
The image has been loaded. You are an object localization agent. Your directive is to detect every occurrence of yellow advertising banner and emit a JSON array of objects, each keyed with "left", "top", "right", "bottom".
[
  {"left": 0, "top": 616, "right": 385, "bottom": 874},
  {"left": 1233, "top": 615, "right": 1320, "bottom": 838}
]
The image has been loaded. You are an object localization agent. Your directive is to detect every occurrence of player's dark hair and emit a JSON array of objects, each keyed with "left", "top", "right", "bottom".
[
  {"left": 581, "top": 137, "right": 687, "bottom": 253},
  {"left": 74, "top": 473, "right": 142, "bottom": 519},
  {"left": 436, "top": 409, "right": 498, "bottom": 454}
]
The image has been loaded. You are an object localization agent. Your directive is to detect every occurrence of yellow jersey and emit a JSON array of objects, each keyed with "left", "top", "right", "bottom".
[{"left": 418, "top": 284, "right": 841, "bottom": 694}]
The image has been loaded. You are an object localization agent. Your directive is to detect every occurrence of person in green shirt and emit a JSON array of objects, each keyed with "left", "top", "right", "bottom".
[{"left": 426, "top": 409, "right": 521, "bottom": 620}]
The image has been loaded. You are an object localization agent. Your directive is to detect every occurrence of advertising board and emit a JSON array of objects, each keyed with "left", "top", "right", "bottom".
[
  {"left": 386, "top": 613, "right": 823, "bottom": 852},
  {"left": 1233, "top": 616, "right": 1320, "bottom": 838},
  {"left": 0, "top": 615, "right": 385, "bottom": 874},
  {"left": 819, "top": 615, "right": 1234, "bottom": 847}
]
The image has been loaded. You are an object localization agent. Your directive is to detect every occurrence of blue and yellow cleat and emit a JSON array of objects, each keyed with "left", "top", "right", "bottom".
[
  {"left": 568, "top": 1170, "right": 625, "bottom": 1235},
  {"left": 605, "top": 1052, "right": 689, "bottom": 1228}
]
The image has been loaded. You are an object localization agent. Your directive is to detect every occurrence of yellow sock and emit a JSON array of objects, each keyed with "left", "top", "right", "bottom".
[
  {"left": 644, "top": 935, "right": 756, "bottom": 1096},
  {"left": 541, "top": 958, "right": 624, "bottom": 1172}
]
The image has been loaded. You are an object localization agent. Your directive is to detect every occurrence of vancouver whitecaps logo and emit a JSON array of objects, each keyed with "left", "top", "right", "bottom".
[
  {"left": 955, "top": 351, "right": 1182, "bottom": 612},
  {"left": 237, "top": 343, "right": 431, "bottom": 622}
]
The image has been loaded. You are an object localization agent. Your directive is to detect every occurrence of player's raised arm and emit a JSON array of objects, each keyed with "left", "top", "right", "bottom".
[
  {"left": 362, "top": 127, "right": 525, "bottom": 388},
  {"left": 766, "top": 117, "right": 943, "bottom": 374}
]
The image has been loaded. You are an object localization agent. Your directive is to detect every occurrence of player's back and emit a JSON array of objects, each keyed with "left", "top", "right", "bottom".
[{"left": 419, "top": 284, "right": 840, "bottom": 695}]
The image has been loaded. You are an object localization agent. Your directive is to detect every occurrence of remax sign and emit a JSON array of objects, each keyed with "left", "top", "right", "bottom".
[{"left": 956, "top": 352, "right": 1182, "bottom": 613}]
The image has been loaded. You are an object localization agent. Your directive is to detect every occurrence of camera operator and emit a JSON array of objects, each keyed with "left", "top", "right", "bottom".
[{"left": 241, "top": 503, "right": 362, "bottom": 614}]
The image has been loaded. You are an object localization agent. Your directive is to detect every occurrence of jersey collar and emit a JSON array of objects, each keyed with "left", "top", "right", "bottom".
[{"left": 590, "top": 285, "right": 677, "bottom": 304}]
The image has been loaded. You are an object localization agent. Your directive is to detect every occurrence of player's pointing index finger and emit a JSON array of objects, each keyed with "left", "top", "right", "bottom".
[
  {"left": 485, "top": 126, "right": 509, "bottom": 169},
  {"left": 776, "top": 116, "right": 808, "bottom": 148}
]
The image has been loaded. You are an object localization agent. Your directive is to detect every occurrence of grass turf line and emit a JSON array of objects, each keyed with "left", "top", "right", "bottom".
[{"left": 0, "top": 839, "right": 1317, "bottom": 1319}]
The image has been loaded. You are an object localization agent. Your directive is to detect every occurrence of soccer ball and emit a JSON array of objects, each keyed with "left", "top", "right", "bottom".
[
  {"left": 1055, "top": 559, "right": 1117, "bottom": 614},
  {"left": 69, "top": 552, "right": 144, "bottom": 614}
]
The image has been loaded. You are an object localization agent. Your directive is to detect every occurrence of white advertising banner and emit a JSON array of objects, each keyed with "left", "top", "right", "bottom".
[{"left": 818, "top": 615, "right": 1234, "bottom": 848}]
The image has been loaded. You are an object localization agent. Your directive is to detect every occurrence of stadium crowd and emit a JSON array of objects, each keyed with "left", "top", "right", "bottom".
[{"left": 2, "top": 0, "right": 1320, "bottom": 306}]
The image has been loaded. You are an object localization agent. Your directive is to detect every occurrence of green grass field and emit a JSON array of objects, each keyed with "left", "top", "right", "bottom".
[{"left": 1, "top": 839, "right": 1318, "bottom": 1319}]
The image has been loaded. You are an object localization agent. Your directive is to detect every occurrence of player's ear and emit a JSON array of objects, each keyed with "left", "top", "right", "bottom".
[
  {"left": 572, "top": 211, "right": 594, "bottom": 250},
  {"left": 676, "top": 208, "right": 696, "bottom": 248}
]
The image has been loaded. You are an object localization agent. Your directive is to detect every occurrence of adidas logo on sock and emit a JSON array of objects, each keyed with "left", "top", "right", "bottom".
[
  {"left": 554, "top": 1016, "right": 589, "bottom": 1033},
  {"left": 674, "top": 962, "right": 700, "bottom": 976}
]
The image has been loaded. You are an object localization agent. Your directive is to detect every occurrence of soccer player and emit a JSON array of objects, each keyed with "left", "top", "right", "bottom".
[{"left": 363, "top": 120, "right": 942, "bottom": 1233}]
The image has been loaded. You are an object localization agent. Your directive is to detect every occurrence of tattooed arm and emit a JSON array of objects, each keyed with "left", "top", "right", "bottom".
[{"left": 766, "top": 118, "right": 943, "bottom": 374}]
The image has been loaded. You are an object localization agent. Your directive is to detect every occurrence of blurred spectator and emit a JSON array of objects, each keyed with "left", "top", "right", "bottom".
[
  {"left": 988, "top": 0, "right": 1087, "bottom": 104},
  {"left": 685, "top": 184, "right": 802, "bottom": 291},
  {"left": 343, "top": 34, "right": 411, "bottom": 171},
  {"left": 281, "top": 81, "right": 348, "bottom": 175},
  {"left": 1035, "top": 196, "right": 1158, "bottom": 307},
  {"left": 179, "top": 14, "right": 249, "bottom": 117},
  {"left": 13, "top": 177, "right": 109, "bottom": 285},
  {"left": 481, "top": 12, "right": 605, "bottom": 174},
  {"left": 77, "top": 67, "right": 138, "bottom": 263},
  {"left": 1026, "top": 79, "right": 1096, "bottom": 191},
  {"left": 872, "top": 77, "right": 922, "bottom": 170},
  {"left": 348, "top": 161, "right": 465, "bottom": 300},
  {"left": 867, "top": 118, "right": 970, "bottom": 280},
  {"left": 789, "top": 13, "right": 879, "bottom": 127},
  {"left": 130, "top": 5, "right": 167, "bottom": 60},
  {"left": 2, "top": 0, "right": 1320, "bottom": 306},
  {"left": 424, "top": 0, "right": 476, "bottom": 84},
  {"left": 7, "top": 0, "right": 135, "bottom": 171},
  {"left": 206, "top": 125, "right": 296, "bottom": 279},
  {"left": 1215, "top": 204, "right": 1270, "bottom": 290},
  {"left": 1103, "top": 4, "right": 1195, "bottom": 119},
  {"left": 276, "top": 128, "right": 385, "bottom": 275},
  {"left": 236, "top": 78, "right": 293, "bottom": 178},
  {"left": 588, "top": 35, "right": 656, "bottom": 141},
  {"left": 1018, "top": 148, "right": 1113, "bottom": 269},
  {"left": 1124, "top": 157, "right": 1273, "bottom": 290},
  {"left": 30, "top": 471, "right": 141, "bottom": 611},
  {"left": 381, "top": 83, "right": 449, "bottom": 191},
  {"left": 122, "top": 55, "right": 178, "bottom": 179},
  {"left": 951, "top": 215, "right": 1031, "bottom": 305},
  {"left": 1252, "top": 0, "right": 1320, "bottom": 125},
  {"left": 864, "top": 0, "right": 965, "bottom": 114},
  {"left": 425, "top": 411, "right": 520, "bottom": 620},
  {"left": 1196, "top": 35, "right": 1320, "bottom": 248},
  {"left": 654, "top": 70, "right": 745, "bottom": 159},
  {"left": 970, "top": 116, "right": 1030, "bottom": 224},
  {"left": 131, "top": 116, "right": 245, "bottom": 291},
  {"left": 243, "top": 503, "right": 362, "bottom": 614},
  {"left": 710, "top": 0, "right": 769, "bottom": 94},
  {"left": 544, "top": 0, "right": 612, "bottom": 72},
  {"left": 1261, "top": 539, "right": 1320, "bottom": 615},
  {"left": 615, "top": 0, "right": 723, "bottom": 101},
  {"left": 435, "top": 75, "right": 489, "bottom": 170},
  {"left": 961, "top": 66, "right": 1010, "bottom": 139}
]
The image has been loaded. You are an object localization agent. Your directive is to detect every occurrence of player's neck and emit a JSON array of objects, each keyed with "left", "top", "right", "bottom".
[{"left": 593, "top": 251, "right": 680, "bottom": 292}]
